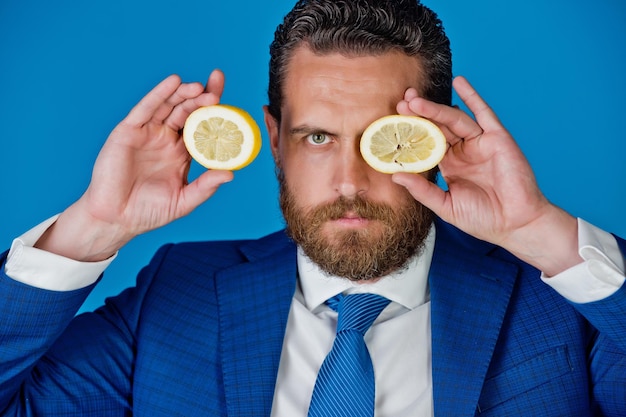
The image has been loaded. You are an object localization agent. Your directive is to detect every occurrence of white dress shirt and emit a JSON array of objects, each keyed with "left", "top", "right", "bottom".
[
  {"left": 4, "top": 217, "right": 625, "bottom": 417},
  {"left": 270, "top": 228, "right": 435, "bottom": 417}
]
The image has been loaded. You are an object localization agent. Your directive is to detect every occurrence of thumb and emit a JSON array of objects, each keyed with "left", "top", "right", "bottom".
[
  {"left": 179, "top": 170, "right": 234, "bottom": 216},
  {"left": 392, "top": 173, "right": 449, "bottom": 219}
]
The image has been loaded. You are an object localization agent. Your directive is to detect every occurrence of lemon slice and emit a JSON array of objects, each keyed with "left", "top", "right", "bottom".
[
  {"left": 360, "top": 114, "right": 447, "bottom": 174},
  {"left": 183, "top": 104, "right": 261, "bottom": 170}
]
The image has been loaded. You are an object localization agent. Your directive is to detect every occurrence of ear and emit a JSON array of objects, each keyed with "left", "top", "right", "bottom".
[{"left": 263, "top": 105, "right": 280, "bottom": 164}]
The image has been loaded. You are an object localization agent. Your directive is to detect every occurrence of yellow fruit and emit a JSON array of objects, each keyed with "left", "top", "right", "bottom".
[
  {"left": 183, "top": 105, "right": 261, "bottom": 170},
  {"left": 360, "top": 114, "right": 447, "bottom": 174}
]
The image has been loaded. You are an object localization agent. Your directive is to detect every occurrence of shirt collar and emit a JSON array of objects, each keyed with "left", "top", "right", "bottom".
[{"left": 297, "top": 224, "right": 435, "bottom": 312}]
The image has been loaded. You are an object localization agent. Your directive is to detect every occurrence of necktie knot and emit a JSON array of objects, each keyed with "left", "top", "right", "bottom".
[{"left": 327, "top": 293, "right": 390, "bottom": 335}]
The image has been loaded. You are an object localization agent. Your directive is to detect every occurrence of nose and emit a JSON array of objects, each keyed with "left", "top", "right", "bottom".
[{"left": 334, "top": 138, "right": 370, "bottom": 198}]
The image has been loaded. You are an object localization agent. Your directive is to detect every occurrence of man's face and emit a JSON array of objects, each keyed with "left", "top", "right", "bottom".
[{"left": 264, "top": 46, "right": 433, "bottom": 281}]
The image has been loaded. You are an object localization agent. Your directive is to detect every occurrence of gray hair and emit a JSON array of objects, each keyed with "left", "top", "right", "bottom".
[{"left": 267, "top": 0, "right": 453, "bottom": 121}]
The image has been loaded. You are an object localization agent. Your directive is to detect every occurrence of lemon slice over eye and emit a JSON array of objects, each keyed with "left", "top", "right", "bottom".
[
  {"left": 183, "top": 105, "right": 261, "bottom": 170},
  {"left": 360, "top": 114, "right": 447, "bottom": 174}
]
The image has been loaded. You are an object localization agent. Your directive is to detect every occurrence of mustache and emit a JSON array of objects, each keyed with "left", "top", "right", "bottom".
[{"left": 308, "top": 195, "right": 395, "bottom": 223}]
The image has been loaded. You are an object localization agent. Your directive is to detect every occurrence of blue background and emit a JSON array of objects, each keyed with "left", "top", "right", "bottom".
[{"left": 1, "top": 0, "right": 624, "bottom": 312}]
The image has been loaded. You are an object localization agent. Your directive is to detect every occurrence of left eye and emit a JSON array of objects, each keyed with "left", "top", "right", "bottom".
[{"left": 307, "top": 133, "right": 330, "bottom": 145}]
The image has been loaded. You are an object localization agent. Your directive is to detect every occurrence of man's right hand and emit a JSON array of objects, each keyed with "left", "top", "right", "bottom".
[{"left": 34, "top": 70, "right": 235, "bottom": 262}]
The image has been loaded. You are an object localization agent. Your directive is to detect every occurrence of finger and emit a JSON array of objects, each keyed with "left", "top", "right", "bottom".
[
  {"left": 178, "top": 170, "right": 234, "bottom": 216},
  {"left": 164, "top": 69, "right": 226, "bottom": 131},
  {"left": 151, "top": 82, "right": 205, "bottom": 124},
  {"left": 165, "top": 92, "right": 222, "bottom": 131},
  {"left": 406, "top": 95, "right": 483, "bottom": 142},
  {"left": 206, "top": 69, "right": 225, "bottom": 97},
  {"left": 392, "top": 172, "right": 451, "bottom": 221},
  {"left": 403, "top": 87, "right": 419, "bottom": 101},
  {"left": 123, "top": 74, "right": 182, "bottom": 127},
  {"left": 396, "top": 100, "right": 410, "bottom": 115},
  {"left": 453, "top": 76, "right": 503, "bottom": 132},
  {"left": 397, "top": 99, "right": 463, "bottom": 147},
  {"left": 396, "top": 88, "right": 420, "bottom": 114}
]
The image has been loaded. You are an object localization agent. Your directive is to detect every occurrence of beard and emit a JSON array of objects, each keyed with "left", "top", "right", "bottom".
[{"left": 278, "top": 170, "right": 434, "bottom": 282}]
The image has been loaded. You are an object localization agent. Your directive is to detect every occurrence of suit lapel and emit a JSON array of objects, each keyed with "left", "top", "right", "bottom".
[
  {"left": 429, "top": 222, "right": 519, "bottom": 416},
  {"left": 215, "top": 231, "right": 297, "bottom": 417}
]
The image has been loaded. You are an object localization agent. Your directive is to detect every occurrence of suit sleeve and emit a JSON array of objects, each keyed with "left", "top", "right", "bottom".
[
  {"left": 0, "top": 244, "right": 173, "bottom": 416},
  {"left": 567, "top": 234, "right": 626, "bottom": 349},
  {"left": 569, "top": 234, "right": 626, "bottom": 416}
]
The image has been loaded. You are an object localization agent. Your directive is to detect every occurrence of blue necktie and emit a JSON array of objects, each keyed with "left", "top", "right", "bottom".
[{"left": 308, "top": 293, "right": 391, "bottom": 417}]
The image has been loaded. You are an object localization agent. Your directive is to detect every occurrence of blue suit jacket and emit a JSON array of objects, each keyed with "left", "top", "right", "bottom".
[{"left": 1, "top": 219, "right": 625, "bottom": 416}]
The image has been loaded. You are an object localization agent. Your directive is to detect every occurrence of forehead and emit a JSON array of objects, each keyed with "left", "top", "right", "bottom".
[{"left": 282, "top": 46, "right": 424, "bottom": 122}]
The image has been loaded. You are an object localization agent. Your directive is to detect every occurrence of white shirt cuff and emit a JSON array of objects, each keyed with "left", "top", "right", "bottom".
[
  {"left": 542, "top": 218, "right": 625, "bottom": 304},
  {"left": 4, "top": 215, "right": 115, "bottom": 291}
]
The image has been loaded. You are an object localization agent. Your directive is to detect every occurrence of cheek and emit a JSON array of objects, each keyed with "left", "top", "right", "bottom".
[
  {"left": 282, "top": 169, "right": 338, "bottom": 217},
  {"left": 280, "top": 149, "right": 331, "bottom": 191},
  {"left": 283, "top": 173, "right": 324, "bottom": 210},
  {"left": 275, "top": 138, "right": 304, "bottom": 173}
]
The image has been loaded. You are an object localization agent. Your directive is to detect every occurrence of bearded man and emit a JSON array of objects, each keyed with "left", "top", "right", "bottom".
[{"left": 1, "top": 1, "right": 625, "bottom": 416}]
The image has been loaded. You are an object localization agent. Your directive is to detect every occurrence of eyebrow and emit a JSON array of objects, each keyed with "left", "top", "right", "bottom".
[{"left": 288, "top": 125, "right": 337, "bottom": 138}]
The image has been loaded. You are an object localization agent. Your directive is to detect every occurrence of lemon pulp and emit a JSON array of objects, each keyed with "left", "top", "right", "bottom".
[
  {"left": 183, "top": 105, "right": 261, "bottom": 170},
  {"left": 193, "top": 117, "right": 244, "bottom": 162},
  {"left": 360, "top": 115, "right": 446, "bottom": 173}
]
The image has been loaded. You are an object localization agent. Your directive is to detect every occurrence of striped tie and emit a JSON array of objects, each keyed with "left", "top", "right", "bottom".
[{"left": 308, "top": 293, "right": 391, "bottom": 417}]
